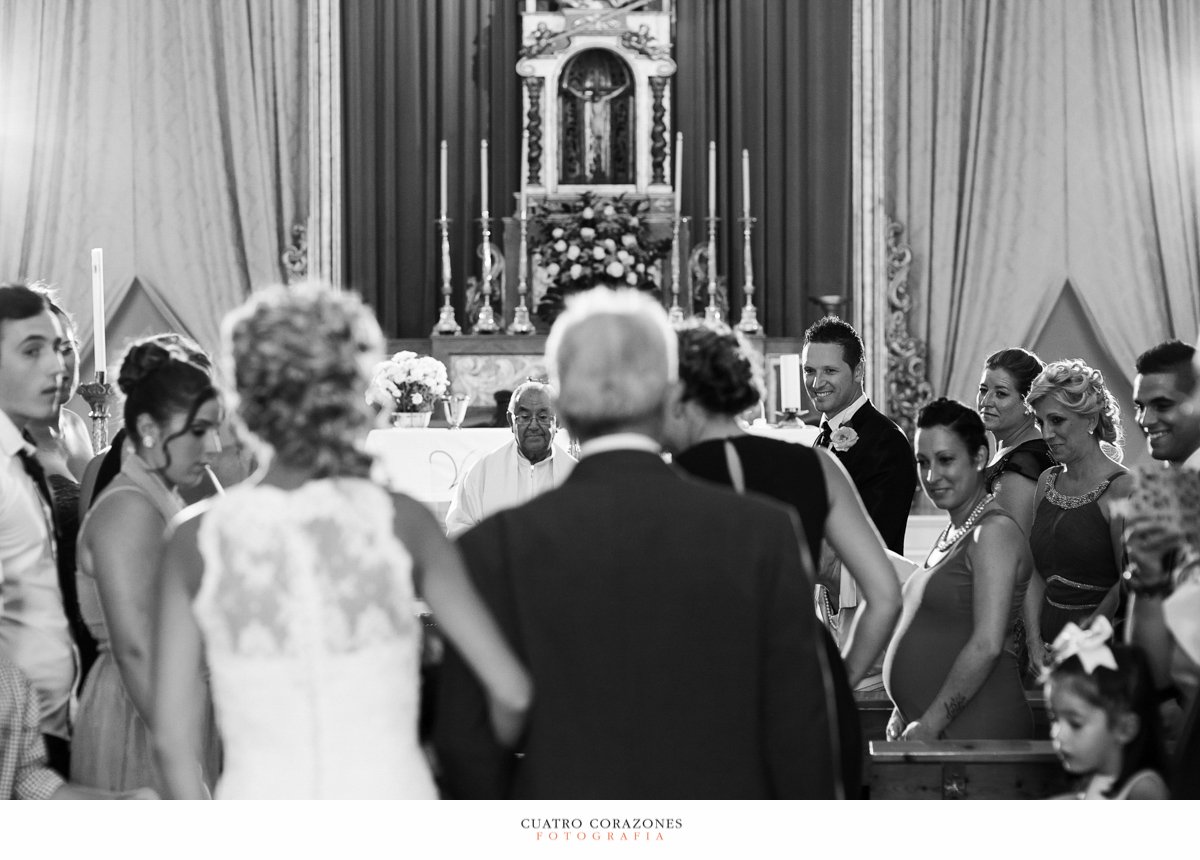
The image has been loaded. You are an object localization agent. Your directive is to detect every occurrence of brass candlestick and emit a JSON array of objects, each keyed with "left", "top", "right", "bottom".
[
  {"left": 432, "top": 215, "right": 462, "bottom": 335},
  {"left": 668, "top": 214, "right": 685, "bottom": 326},
  {"left": 704, "top": 214, "right": 722, "bottom": 324},
  {"left": 507, "top": 209, "right": 535, "bottom": 334},
  {"left": 475, "top": 213, "right": 499, "bottom": 333},
  {"left": 736, "top": 214, "right": 762, "bottom": 334},
  {"left": 78, "top": 371, "right": 115, "bottom": 451}
]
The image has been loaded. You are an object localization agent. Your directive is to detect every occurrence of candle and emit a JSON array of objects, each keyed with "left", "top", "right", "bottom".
[
  {"left": 707, "top": 140, "right": 716, "bottom": 221},
  {"left": 439, "top": 140, "right": 448, "bottom": 219},
  {"left": 519, "top": 130, "right": 529, "bottom": 220},
  {"left": 673, "top": 132, "right": 683, "bottom": 219},
  {"left": 480, "top": 139, "right": 489, "bottom": 217},
  {"left": 742, "top": 149, "right": 751, "bottom": 220},
  {"left": 480, "top": 139, "right": 491, "bottom": 280},
  {"left": 90, "top": 248, "right": 106, "bottom": 377},
  {"left": 780, "top": 354, "right": 802, "bottom": 411}
]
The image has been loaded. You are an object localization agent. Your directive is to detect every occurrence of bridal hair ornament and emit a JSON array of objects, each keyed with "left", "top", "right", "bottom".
[{"left": 1049, "top": 616, "right": 1118, "bottom": 674}]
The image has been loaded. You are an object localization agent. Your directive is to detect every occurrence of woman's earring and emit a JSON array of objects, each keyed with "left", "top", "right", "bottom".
[{"left": 142, "top": 435, "right": 155, "bottom": 448}]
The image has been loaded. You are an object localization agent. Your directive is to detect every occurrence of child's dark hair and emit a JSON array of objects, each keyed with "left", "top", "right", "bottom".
[{"left": 1048, "top": 642, "right": 1166, "bottom": 797}]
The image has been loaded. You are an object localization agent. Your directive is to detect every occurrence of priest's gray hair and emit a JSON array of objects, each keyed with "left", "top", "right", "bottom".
[
  {"left": 507, "top": 379, "right": 556, "bottom": 414},
  {"left": 545, "top": 288, "right": 677, "bottom": 438}
]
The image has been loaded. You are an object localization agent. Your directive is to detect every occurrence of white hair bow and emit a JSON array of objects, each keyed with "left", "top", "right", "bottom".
[{"left": 1050, "top": 616, "right": 1118, "bottom": 674}]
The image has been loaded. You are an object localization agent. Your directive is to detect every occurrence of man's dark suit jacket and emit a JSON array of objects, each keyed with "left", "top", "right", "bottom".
[
  {"left": 433, "top": 448, "right": 840, "bottom": 799},
  {"left": 828, "top": 400, "right": 917, "bottom": 554}
]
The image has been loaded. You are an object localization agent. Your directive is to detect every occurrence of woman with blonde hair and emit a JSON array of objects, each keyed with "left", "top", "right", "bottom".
[
  {"left": 152, "top": 283, "right": 531, "bottom": 799},
  {"left": 1025, "top": 359, "right": 1131, "bottom": 673}
]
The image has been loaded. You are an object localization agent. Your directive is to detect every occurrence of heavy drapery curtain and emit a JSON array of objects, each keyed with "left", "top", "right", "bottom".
[
  {"left": 887, "top": 0, "right": 1200, "bottom": 404},
  {"left": 0, "top": 0, "right": 307, "bottom": 374},
  {"left": 342, "top": 0, "right": 851, "bottom": 338}
]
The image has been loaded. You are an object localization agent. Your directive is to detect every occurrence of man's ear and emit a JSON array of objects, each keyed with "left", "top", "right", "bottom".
[{"left": 854, "top": 361, "right": 865, "bottom": 386}]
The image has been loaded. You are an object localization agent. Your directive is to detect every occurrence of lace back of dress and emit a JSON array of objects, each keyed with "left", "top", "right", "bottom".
[{"left": 195, "top": 480, "right": 417, "bottom": 659}]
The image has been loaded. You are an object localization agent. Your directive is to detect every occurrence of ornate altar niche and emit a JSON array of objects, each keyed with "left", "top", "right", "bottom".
[{"left": 502, "top": 0, "right": 690, "bottom": 330}]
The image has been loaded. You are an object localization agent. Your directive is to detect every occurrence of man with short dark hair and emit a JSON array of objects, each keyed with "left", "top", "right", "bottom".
[
  {"left": 0, "top": 284, "right": 76, "bottom": 774},
  {"left": 435, "top": 289, "right": 840, "bottom": 799},
  {"left": 803, "top": 316, "right": 917, "bottom": 639},
  {"left": 1125, "top": 338, "right": 1200, "bottom": 798},
  {"left": 1133, "top": 339, "right": 1200, "bottom": 468},
  {"left": 444, "top": 380, "right": 575, "bottom": 537}
]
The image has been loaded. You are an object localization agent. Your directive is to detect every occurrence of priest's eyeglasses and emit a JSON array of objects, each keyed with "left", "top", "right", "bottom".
[{"left": 513, "top": 412, "right": 554, "bottom": 427}]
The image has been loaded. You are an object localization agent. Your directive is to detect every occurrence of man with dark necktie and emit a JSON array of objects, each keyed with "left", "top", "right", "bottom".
[
  {"left": 803, "top": 316, "right": 917, "bottom": 631},
  {"left": 0, "top": 284, "right": 78, "bottom": 775}
]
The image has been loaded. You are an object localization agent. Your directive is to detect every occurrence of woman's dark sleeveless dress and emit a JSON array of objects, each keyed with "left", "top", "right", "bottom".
[
  {"left": 1029, "top": 466, "right": 1125, "bottom": 642},
  {"left": 675, "top": 436, "right": 863, "bottom": 796},
  {"left": 883, "top": 508, "right": 1033, "bottom": 739}
]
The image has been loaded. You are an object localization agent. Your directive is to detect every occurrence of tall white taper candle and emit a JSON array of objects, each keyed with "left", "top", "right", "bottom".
[{"left": 90, "top": 248, "right": 106, "bottom": 376}]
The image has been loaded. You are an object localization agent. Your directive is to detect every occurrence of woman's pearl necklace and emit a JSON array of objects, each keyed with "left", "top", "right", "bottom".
[{"left": 933, "top": 492, "right": 996, "bottom": 553}]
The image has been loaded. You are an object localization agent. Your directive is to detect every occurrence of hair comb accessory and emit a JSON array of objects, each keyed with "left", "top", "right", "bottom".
[{"left": 1050, "top": 617, "right": 1118, "bottom": 674}]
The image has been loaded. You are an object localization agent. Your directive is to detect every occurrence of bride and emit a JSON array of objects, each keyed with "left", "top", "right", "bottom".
[{"left": 151, "top": 283, "right": 532, "bottom": 799}]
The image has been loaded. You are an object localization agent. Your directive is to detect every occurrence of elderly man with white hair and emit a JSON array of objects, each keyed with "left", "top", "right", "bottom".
[
  {"left": 444, "top": 380, "right": 575, "bottom": 538},
  {"left": 433, "top": 288, "right": 841, "bottom": 800}
]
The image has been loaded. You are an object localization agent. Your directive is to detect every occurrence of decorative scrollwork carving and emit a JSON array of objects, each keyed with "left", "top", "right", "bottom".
[
  {"left": 282, "top": 223, "right": 307, "bottom": 283},
  {"left": 620, "top": 24, "right": 670, "bottom": 60},
  {"left": 525, "top": 78, "right": 545, "bottom": 185},
  {"left": 520, "top": 22, "right": 566, "bottom": 59},
  {"left": 649, "top": 77, "right": 667, "bottom": 184},
  {"left": 885, "top": 219, "right": 933, "bottom": 440}
]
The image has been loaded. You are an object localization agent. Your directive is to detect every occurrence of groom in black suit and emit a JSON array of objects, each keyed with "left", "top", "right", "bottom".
[
  {"left": 803, "top": 316, "right": 917, "bottom": 555},
  {"left": 803, "top": 317, "right": 917, "bottom": 632},
  {"left": 434, "top": 289, "right": 841, "bottom": 800}
]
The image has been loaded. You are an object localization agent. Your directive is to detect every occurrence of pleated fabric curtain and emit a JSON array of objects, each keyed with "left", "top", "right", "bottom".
[
  {"left": 342, "top": 0, "right": 852, "bottom": 339},
  {"left": 674, "top": 0, "right": 852, "bottom": 337},
  {"left": 342, "top": 0, "right": 522, "bottom": 338}
]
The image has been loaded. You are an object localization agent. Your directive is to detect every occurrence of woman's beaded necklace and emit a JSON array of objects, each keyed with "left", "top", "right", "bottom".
[{"left": 933, "top": 491, "right": 996, "bottom": 553}]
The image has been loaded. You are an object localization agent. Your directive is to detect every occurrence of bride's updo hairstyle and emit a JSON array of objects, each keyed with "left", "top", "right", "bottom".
[
  {"left": 223, "top": 282, "right": 384, "bottom": 479},
  {"left": 676, "top": 322, "right": 763, "bottom": 417},
  {"left": 118, "top": 334, "right": 216, "bottom": 455},
  {"left": 1026, "top": 358, "right": 1124, "bottom": 459}
]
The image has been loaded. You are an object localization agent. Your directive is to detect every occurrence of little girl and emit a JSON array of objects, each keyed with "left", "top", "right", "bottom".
[{"left": 1044, "top": 616, "right": 1169, "bottom": 799}]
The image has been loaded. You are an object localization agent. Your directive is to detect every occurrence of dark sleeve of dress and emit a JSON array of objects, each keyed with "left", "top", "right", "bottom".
[
  {"left": 431, "top": 520, "right": 520, "bottom": 799},
  {"left": 1000, "top": 449, "right": 1056, "bottom": 484}
]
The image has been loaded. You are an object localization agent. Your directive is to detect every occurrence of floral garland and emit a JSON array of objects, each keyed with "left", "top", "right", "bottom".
[
  {"left": 530, "top": 191, "right": 670, "bottom": 323},
  {"left": 365, "top": 351, "right": 449, "bottom": 413}
]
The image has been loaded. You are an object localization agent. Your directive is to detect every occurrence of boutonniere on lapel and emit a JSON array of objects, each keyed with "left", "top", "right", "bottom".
[{"left": 830, "top": 427, "right": 859, "bottom": 453}]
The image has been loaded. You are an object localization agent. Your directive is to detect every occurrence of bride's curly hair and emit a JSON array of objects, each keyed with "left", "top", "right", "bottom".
[
  {"left": 223, "top": 283, "right": 384, "bottom": 479},
  {"left": 1027, "top": 358, "right": 1125, "bottom": 460}
]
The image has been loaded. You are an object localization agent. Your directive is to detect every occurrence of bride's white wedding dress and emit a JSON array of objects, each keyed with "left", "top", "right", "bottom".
[{"left": 193, "top": 478, "right": 438, "bottom": 799}]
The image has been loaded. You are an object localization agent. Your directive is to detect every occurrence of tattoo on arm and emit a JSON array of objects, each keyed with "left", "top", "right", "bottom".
[{"left": 943, "top": 694, "right": 968, "bottom": 726}]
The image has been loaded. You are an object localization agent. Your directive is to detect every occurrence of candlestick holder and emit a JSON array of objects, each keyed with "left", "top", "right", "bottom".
[
  {"left": 475, "top": 214, "right": 499, "bottom": 333},
  {"left": 775, "top": 408, "right": 806, "bottom": 428},
  {"left": 78, "top": 371, "right": 115, "bottom": 451},
  {"left": 507, "top": 210, "right": 535, "bottom": 335},
  {"left": 704, "top": 214, "right": 722, "bottom": 324},
  {"left": 668, "top": 215, "right": 686, "bottom": 326},
  {"left": 431, "top": 215, "right": 462, "bottom": 336},
  {"left": 737, "top": 215, "right": 762, "bottom": 335}
]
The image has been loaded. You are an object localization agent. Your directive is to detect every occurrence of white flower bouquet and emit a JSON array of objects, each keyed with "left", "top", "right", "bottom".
[{"left": 365, "top": 351, "right": 449, "bottom": 413}]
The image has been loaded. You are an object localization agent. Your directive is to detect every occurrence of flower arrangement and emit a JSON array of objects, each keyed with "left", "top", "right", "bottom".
[
  {"left": 530, "top": 190, "right": 671, "bottom": 323},
  {"left": 365, "top": 351, "right": 449, "bottom": 413}
]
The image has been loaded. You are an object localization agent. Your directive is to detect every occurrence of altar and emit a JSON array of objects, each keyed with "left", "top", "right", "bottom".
[{"left": 366, "top": 422, "right": 818, "bottom": 526}]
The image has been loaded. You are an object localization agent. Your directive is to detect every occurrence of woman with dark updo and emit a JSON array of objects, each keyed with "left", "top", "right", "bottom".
[
  {"left": 662, "top": 322, "right": 901, "bottom": 795},
  {"left": 71, "top": 336, "right": 224, "bottom": 792},
  {"left": 152, "top": 283, "right": 531, "bottom": 799},
  {"left": 977, "top": 348, "right": 1056, "bottom": 536}
]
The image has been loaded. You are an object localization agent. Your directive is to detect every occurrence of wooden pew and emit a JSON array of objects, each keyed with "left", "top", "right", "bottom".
[{"left": 867, "top": 739, "right": 1072, "bottom": 799}]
